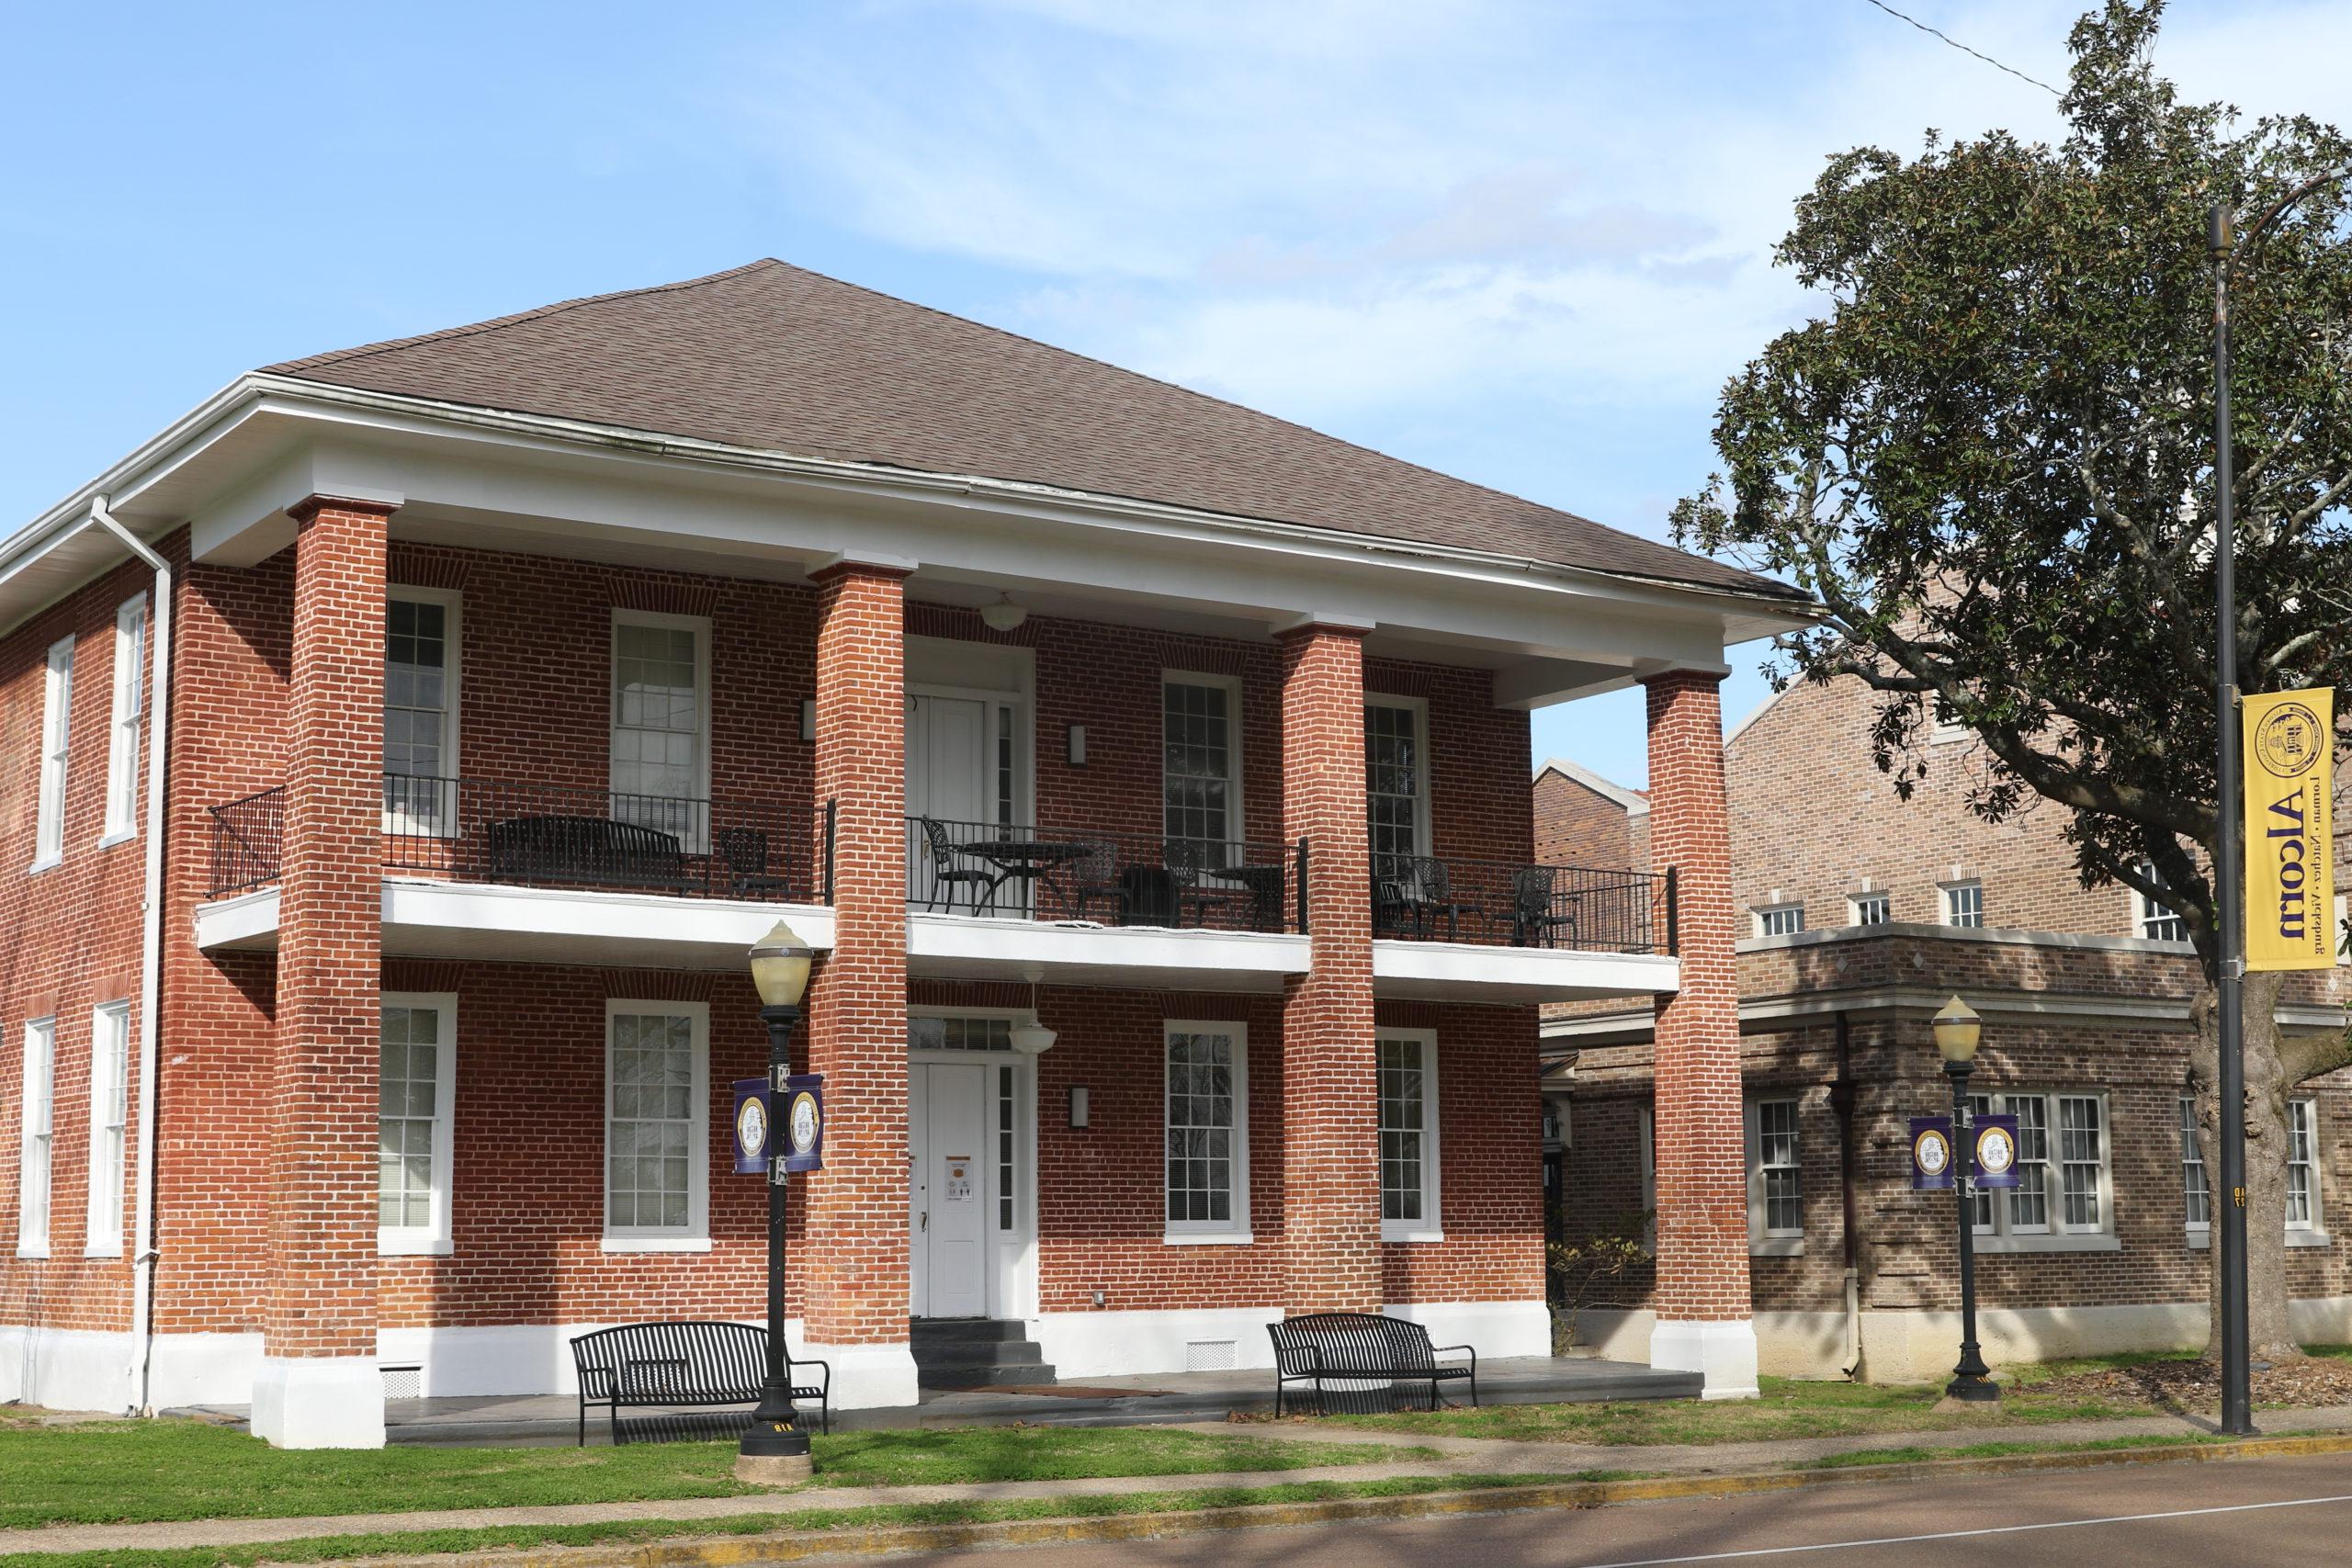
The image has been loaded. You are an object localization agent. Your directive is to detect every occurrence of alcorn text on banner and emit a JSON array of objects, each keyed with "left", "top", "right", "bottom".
[{"left": 2245, "top": 686, "right": 2335, "bottom": 971}]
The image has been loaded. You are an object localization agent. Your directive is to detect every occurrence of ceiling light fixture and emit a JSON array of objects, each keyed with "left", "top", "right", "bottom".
[{"left": 978, "top": 592, "right": 1028, "bottom": 633}]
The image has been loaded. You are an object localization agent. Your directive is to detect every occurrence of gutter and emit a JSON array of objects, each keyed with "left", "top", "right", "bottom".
[{"left": 84, "top": 499, "right": 173, "bottom": 1416}]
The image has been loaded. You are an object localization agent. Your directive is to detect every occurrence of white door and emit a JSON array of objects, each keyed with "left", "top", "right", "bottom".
[
  {"left": 907, "top": 695, "right": 990, "bottom": 826},
  {"left": 911, "top": 1061, "right": 990, "bottom": 1318}
]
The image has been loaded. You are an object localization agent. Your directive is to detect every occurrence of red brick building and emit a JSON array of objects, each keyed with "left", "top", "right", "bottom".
[
  {"left": 1542, "top": 671, "right": 2352, "bottom": 1379},
  {"left": 0, "top": 261, "right": 1808, "bottom": 1444}
]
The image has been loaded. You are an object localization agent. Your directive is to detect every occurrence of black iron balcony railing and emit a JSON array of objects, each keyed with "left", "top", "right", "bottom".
[
  {"left": 381, "top": 775, "right": 814, "bottom": 901},
  {"left": 202, "top": 776, "right": 817, "bottom": 901},
  {"left": 1371, "top": 852, "right": 1665, "bottom": 954},
  {"left": 907, "top": 816, "right": 1305, "bottom": 934},
  {"left": 207, "top": 784, "right": 286, "bottom": 897}
]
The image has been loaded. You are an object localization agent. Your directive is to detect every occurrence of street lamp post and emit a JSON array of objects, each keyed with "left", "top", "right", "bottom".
[
  {"left": 1933, "top": 997, "right": 1997, "bottom": 1403},
  {"left": 737, "top": 919, "right": 816, "bottom": 1483}
]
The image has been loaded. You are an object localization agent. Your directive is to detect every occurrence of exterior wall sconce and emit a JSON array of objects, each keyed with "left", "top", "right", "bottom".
[
  {"left": 799, "top": 698, "right": 816, "bottom": 742},
  {"left": 1066, "top": 725, "right": 1087, "bottom": 765},
  {"left": 1068, "top": 1085, "right": 1090, "bottom": 1129}
]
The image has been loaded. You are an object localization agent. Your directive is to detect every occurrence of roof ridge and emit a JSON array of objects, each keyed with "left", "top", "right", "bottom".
[{"left": 262, "top": 259, "right": 785, "bottom": 376}]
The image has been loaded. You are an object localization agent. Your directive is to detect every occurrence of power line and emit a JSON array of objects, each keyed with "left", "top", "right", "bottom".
[{"left": 1860, "top": 0, "right": 2063, "bottom": 96}]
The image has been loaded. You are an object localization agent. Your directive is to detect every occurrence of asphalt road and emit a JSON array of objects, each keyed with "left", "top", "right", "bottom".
[{"left": 889, "top": 1451, "right": 2352, "bottom": 1567}]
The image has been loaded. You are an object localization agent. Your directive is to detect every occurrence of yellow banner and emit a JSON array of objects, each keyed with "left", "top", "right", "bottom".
[{"left": 2245, "top": 686, "right": 2335, "bottom": 971}]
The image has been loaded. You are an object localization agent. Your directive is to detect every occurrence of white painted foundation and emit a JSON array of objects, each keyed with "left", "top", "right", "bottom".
[
  {"left": 250, "top": 1356, "right": 386, "bottom": 1448},
  {"left": 1649, "top": 1317, "right": 1760, "bottom": 1399}
]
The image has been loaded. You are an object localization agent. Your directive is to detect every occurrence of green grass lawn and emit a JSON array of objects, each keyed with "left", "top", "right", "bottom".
[
  {"left": 0, "top": 1472, "right": 1628, "bottom": 1568},
  {"left": 0, "top": 1416, "right": 1432, "bottom": 1531},
  {"left": 1316, "top": 1373, "right": 2144, "bottom": 1446}
]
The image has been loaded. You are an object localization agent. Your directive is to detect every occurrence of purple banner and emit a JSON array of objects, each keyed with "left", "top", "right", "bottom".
[
  {"left": 1910, "top": 1115, "right": 1954, "bottom": 1190},
  {"left": 731, "top": 1078, "right": 771, "bottom": 1175}
]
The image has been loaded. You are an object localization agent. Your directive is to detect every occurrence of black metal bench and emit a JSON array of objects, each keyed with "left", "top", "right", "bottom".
[
  {"left": 570, "top": 1321, "right": 829, "bottom": 1446},
  {"left": 1267, "top": 1312, "right": 1477, "bottom": 1416},
  {"left": 486, "top": 815, "right": 693, "bottom": 893}
]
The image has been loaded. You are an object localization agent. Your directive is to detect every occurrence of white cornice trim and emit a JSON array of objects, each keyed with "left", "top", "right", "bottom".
[
  {"left": 5, "top": 374, "right": 1815, "bottom": 634},
  {"left": 1533, "top": 756, "right": 1650, "bottom": 816},
  {"left": 1737, "top": 921, "right": 2197, "bottom": 958}
]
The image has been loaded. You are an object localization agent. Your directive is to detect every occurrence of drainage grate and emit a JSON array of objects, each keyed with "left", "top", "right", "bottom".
[
  {"left": 1183, "top": 1339, "right": 1237, "bottom": 1372},
  {"left": 380, "top": 1363, "right": 424, "bottom": 1402}
]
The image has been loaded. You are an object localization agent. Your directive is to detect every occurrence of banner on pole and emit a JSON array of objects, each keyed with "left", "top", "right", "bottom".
[
  {"left": 1910, "top": 1116, "right": 1954, "bottom": 1190},
  {"left": 2244, "top": 687, "right": 2336, "bottom": 971},
  {"left": 1971, "top": 1113, "right": 2021, "bottom": 1190},
  {"left": 731, "top": 1079, "right": 771, "bottom": 1175}
]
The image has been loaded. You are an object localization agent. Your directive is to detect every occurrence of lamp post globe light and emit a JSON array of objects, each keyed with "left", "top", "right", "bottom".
[
  {"left": 738, "top": 918, "right": 816, "bottom": 1483},
  {"left": 1932, "top": 997, "right": 1998, "bottom": 1403}
]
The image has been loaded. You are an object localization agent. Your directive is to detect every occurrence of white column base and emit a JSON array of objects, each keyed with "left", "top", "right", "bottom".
[
  {"left": 249, "top": 1356, "right": 386, "bottom": 1448},
  {"left": 1649, "top": 1317, "right": 1759, "bottom": 1400},
  {"left": 801, "top": 1339, "right": 921, "bottom": 1410}
]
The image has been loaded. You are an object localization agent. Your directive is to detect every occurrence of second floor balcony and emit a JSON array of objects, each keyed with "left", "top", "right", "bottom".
[{"left": 198, "top": 775, "right": 1677, "bottom": 1000}]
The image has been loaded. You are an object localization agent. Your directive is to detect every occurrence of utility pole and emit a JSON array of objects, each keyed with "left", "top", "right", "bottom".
[{"left": 2208, "top": 203, "right": 2254, "bottom": 1438}]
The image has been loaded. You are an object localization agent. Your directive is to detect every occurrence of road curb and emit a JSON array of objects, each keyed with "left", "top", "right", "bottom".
[{"left": 328, "top": 1429, "right": 2352, "bottom": 1568}]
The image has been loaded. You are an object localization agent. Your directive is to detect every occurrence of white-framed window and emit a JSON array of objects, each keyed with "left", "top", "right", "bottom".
[
  {"left": 1377, "top": 1029, "right": 1441, "bottom": 1242},
  {"left": 1163, "top": 1020, "right": 1250, "bottom": 1239},
  {"left": 2288, "top": 1098, "right": 2321, "bottom": 1234},
  {"left": 2180, "top": 1095, "right": 2211, "bottom": 1235},
  {"left": 1848, "top": 892, "right": 1890, "bottom": 927},
  {"left": 32, "top": 637, "right": 74, "bottom": 870},
  {"left": 1745, "top": 1098, "right": 1804, "bottom": 1253},
  {"left": 1161, "top": 674, "right": 1242, "bottom": 859},
  {"left": 101, "top": 595, "right": 147, "bottom": 843},
  {"left": 85, "top": 1002, "right": 130, "bottom": 1256},
  {"left": 384, "top": 589, "right": 461, "bottom": 834},
  {"left": 1364, "top": 696, "right": 1431, "bottom": 869},
  {"left": 1753, "top": 903, "right": 1805, "bottom": 938},
  {"left": 603, "top": 1000, "right": 709, "bottom": 1248},
  {"left": 611, "top": 611, "right": 711, "bottom": 848},
  {"left": 17, "top": 1018, "right": 56, "bottom": 1257},
  {"left": 1967, "top": 1090, "right": 2110, "bottom": 1242},
  {"left": 2135, "top": 860, "right": 2188, "bottom": 942},
  {"left": 1940, "top": 881, "right": 1984, "bottom": 929},
  {"left": 379, "top": 993, "right": 458, "bottom": 1255}
]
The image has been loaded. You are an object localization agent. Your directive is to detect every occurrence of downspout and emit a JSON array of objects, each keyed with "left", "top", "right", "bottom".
[
  {"left": 87, "top": 497, "right": 173, "bottom": 1416},
  {"left": 1828, "top": 1011, "right": 1862, "bottom": 1379}
]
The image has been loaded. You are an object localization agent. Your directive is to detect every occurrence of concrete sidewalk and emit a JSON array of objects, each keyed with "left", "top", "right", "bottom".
[{"left": 7, "top": 1403, "right": 2352, "bottom": 1558}]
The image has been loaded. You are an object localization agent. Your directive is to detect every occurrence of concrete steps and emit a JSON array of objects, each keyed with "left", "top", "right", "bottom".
[{"left": 910, "top": 1317, "right": 1057, "bottom": 1390}]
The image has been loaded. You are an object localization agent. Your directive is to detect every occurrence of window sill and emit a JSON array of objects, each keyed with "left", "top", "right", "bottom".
[
  {"left": 379, "top": 1235, "right": 455, "bottom": 1258},
  {"left": 1384, "top": 1229, "right": 1445, "bottom": 1245},
  {"left": 96, "top": 829, "right": 138, "bottom": 850},
  {"left": 27, "top": 856, "right": 60, "bottom": 876},
  {"left": 1973, "top": 1232, "right": 2121, "bottom": 1254},
  {"left": 1749, "top": 1235, "right": 1805, "bottom": 1258},
  {"left": 82, "top": 1243, "right": 123, "bottom": 1259},
  {"left": 2289, "top": 1229, "right": 2335, "bottom": 1249},
  {"left": 600, "top": 1235, "right": 713, "bottom": 1254},
  {"left": 15, "top": 1245, "right": 50, "bottom": 1260},
  {"left": 1163, "top": 1231, "right": 1254, "bottom": 1247}
]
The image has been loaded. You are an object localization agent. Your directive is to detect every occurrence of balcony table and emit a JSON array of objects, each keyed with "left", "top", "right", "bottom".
[{"left": 954, "top": 837, "right": 1094, "bottom": 915}]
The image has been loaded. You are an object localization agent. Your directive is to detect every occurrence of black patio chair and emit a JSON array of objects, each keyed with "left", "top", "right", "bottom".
[
  {"left": 715, "top": 827, "right": 792, "bottom": 899},
  {"left": 1508, "top": 864, "right": 1576, "bottom": 947},
  {"left": 1379, "top": 855, "right": 1482, "bottom": 939},
  {"left": 1166, "top": 839, "right": 1252, "bottom": 928},
  {"left": 1064, "top": 839, "right": 1127, "bottom": 923},
  {"left": 916, "top": 818, "right": 1006, "bottom": 914}
]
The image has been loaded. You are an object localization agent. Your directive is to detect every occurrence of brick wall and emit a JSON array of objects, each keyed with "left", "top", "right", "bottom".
[
  {"left": 0, "top": 549, "right": 160, "bottom": 1340},
  {"left": 1533, "top": 766, "right": 1645, "bottom": 873}
]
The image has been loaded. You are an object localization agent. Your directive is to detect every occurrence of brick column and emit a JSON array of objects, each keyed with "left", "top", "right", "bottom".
[
  {"left": 1277, "top": 622, "right": 1382, "bottom": 1314},
  {"left": 801, "top": 560, "right": 920, "bottom": 1408},
  {"left": 1642, "top": 669, "right": 1758, "bottom": 1399},
  {"left": 253, "top": 498, "right": 392, "bottom": 1448}
]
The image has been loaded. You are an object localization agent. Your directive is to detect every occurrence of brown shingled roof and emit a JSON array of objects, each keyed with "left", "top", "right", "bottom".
[{"left": 264, "top": 259, "right": 1799, "bottom": 601}]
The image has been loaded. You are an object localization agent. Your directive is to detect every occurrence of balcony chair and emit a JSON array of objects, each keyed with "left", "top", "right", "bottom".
[
  {"left": 715, "top": 826, "right": 792, "bottom": 900},
  {"left": 1065, "top": 838, "right": 1127, "bottom": 923},
  {"left": 1507, "top": 863, "right": 1576, "bottom": 948},
  {"left": 916, "top": 817, "right": 1007, "bottom": 915},
  {"left": 1372, "top": 854, "right": 1482, "bottom": 940},
  {"left": 1165, "top": 839, "right": 1253, "bottom": 928}
]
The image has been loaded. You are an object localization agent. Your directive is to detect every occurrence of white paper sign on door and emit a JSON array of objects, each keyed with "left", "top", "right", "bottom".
[{"left": 945, "top": 1156, "right": 974, "bottom": 1203}]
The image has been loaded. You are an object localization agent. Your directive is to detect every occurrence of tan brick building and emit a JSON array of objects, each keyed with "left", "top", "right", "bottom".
[
  {"left": 1542, "top": 671, "right": 2352, "bottom": 1380},
  {"left": 0, "top": 261, "right": 1808, "bottom": 1444}
]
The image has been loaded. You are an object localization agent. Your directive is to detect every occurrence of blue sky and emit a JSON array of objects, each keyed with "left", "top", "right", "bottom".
[{"left": 6, "top": 0, "right": 2345, "bottom": 785}]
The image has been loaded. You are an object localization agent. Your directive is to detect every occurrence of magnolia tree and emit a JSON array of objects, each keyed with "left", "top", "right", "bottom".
[{"left": 1674, "top": 0, "right": 2352, "bottom": 1361}]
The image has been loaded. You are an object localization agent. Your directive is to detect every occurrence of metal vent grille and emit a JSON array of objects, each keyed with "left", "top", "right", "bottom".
[
  {"left": 1183, "top": 1339, "right": 1237, "bottom": 1372},
  {"left": 380, "top": 1363, "right": 424, "bottom": 1402}
]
